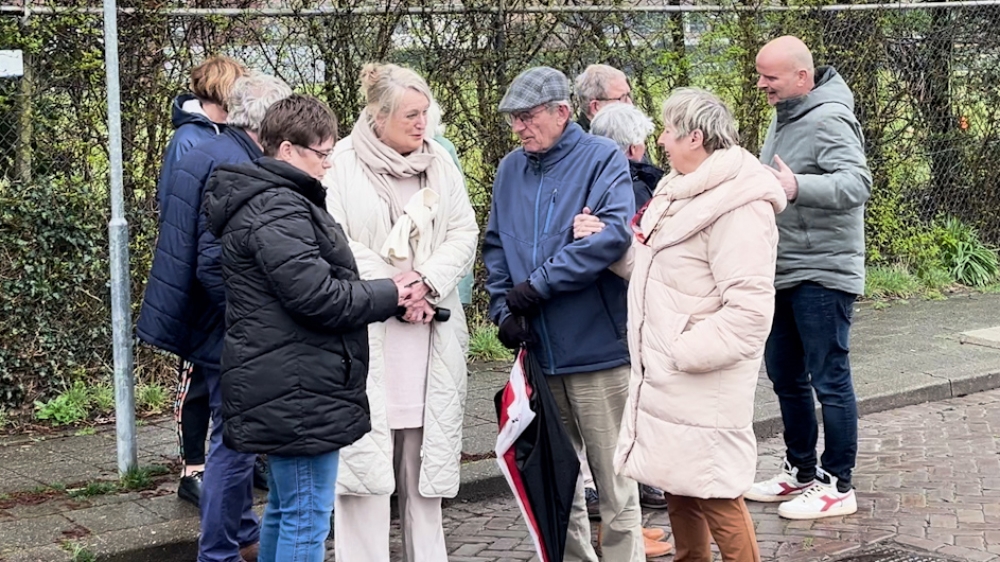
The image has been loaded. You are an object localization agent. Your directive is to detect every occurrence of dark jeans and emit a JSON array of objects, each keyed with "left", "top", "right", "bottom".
[
  {"left": 176, "top": 360, "right": 210, "bottom": 466},
  {"left": 764, "top": 281, "right": 858, "bottom": 486},
  {"left": 198, "top": 365, "right": 260, "bottom": 562}
]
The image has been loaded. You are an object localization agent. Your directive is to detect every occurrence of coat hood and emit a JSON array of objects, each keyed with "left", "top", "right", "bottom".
[
  {"left": 631, "top": 159, "right": 664, "bottom": 188},
  {"left": 645, "top": 146, "right": 786, "bottom": 250},
  {"left": 204, "top": 157, "right": 326, "bottom": 237},
  {"left": 776, "top": 66, "right": 855, "bottom": 126},
  {"left": 171, "top": 93, "right": 220, "bottom": 133}
]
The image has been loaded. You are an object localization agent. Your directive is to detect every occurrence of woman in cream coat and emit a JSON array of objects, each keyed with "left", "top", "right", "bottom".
[
  {"left": 322, "top": 63, "right": 478, "bottom": 561},
  {"left": 577, "top": 88, "right": 786, "bottom": 562}
]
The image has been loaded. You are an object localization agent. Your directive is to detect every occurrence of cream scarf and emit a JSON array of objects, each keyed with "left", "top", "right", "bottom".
[{"left": 352, "top": 113, "right": 447, "bottom": 264}]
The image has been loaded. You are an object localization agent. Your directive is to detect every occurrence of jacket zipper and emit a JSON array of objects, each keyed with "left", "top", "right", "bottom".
[
  {"left": 531, "top": 172, "right": 557, "bottom": 373},
  {"left": 542, "top": 189, "right": 557, "bottom": 236}
]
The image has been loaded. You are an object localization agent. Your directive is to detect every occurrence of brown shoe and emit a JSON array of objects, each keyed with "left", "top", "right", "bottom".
[
  {"left": 644, "top": 535, "right": 673, "bottom": 559},
  {"left": 642, "top": 527, "right": 666, "bottom": 541},
  {"left": 239, "top": 542, "right": 259, "bottom": 562}
]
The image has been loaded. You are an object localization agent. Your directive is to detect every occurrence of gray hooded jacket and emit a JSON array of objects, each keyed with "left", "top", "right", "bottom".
[{"left": 760, "top": 66, "right": 871, "bottom": 296}]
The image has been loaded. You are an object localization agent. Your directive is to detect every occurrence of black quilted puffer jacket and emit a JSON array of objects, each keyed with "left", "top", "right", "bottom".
[{"left": 203, "top": 157, "right": 399, "bottom": 456}]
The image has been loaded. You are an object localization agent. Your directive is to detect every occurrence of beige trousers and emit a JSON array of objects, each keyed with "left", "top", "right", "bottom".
[
  {"left": 334, "top": 428, "right": 447, "bottom": 562},
  {"left": 547, "top": 365, "right": 644, "bottom": 562}
]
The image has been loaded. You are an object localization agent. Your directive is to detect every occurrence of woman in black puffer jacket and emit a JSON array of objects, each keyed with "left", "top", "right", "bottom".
[{"left": 202, "top": 94, "right": 412, "bottom": 562}]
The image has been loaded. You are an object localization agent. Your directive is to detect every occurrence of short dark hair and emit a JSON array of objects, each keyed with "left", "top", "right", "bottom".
[{"left": 259, "top": 94, "right": 338, "bottom": 157}]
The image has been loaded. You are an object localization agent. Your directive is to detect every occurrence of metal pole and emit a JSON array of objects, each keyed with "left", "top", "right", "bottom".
[{"left": 102, "top": 0, "right": 137, "bottom": 475}]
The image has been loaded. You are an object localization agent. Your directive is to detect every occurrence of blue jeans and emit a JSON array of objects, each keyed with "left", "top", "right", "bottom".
[
  {"left": 764, "top": 281, "right": 858, "bottom": 486},
  {"left": 259, "top": 451, "right": 339, "bottom": 562},
  {"left": 198, "top": 366, "right": 260, "bottom": 562}
]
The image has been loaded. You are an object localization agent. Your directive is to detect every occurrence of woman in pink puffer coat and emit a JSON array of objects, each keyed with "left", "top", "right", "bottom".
[{"left": 576, "top": 87, "right": 786, "bottom": 562}]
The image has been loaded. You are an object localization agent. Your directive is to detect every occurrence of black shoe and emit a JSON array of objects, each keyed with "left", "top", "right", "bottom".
[
  {"left": 254, "top": 455, "right": 269, "bottom": 491},
  {"left": 586, "top": 487, "right": 600, "bottom": 521},
  {"left": 639, "top": 484, "right": 668, "bottom": 509},
  {"left": 178, "top": 471, "right": 203, "bottom": 507}
]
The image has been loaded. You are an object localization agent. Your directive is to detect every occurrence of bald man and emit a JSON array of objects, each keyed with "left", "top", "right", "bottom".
[{"left": 745, "top": 36, "right": 871, "bottom": 521}]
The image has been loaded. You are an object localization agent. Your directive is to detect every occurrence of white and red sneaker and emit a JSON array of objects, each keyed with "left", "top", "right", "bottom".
[
  {"left": 744, "top": 459, "right": 814, "bottom": 502},
  {"left": 777, "top": 470, "right": 857, "bottom": 520}
]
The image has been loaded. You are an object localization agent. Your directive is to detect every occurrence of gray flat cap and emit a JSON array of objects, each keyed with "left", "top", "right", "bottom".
[{"left": 499, "top": 66, "right": 570, "bottom": 113}]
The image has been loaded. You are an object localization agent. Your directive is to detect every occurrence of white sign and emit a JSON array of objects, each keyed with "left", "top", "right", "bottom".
[{"left": 0, "top": 50, "right": 24, "bottom": 78}]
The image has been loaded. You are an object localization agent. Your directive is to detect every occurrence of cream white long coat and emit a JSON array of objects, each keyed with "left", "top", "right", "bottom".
[{"left": 323, "top": 136, "right": 478, "bottom": 498}]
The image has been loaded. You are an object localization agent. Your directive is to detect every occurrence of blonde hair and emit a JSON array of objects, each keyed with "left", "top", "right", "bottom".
[
  {"left": 189, "top": 56, "right": 247, "bottom": 108},
  {"left": 661, "top": 87, "right": 739, "bottom": 153},
  {"left": 574, "top": 64, "right": 627, "bottom": 107},
  {"left": 359, "top": 63, "right": 434, "bottom": 124}
]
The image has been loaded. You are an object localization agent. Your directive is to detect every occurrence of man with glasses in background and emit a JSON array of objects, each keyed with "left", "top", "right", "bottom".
[
  {"left": 573, "top": 64, "right": 633, "bottom": 132},
  {"left": 483, "top": 66, "right": 672, "bottom": 561}
]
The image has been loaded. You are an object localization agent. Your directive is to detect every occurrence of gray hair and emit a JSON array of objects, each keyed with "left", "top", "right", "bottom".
[
  {"left": 425, "top": 99, "right": 446, "bottom": 138},
  {"left": 661, "top": 87, "right": 739, "bottom": 153},
  {"left": 573, "top": 64, "right": 627, "bottom": 107},
  {"left": 226, "top": 73, "right": 293, "bottom": 133},
  {"left": 590, "top": 103, "right": 654, "bottom": 151}
]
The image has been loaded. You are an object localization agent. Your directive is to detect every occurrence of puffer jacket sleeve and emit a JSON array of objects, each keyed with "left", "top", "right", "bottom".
[
  {"left": 196, "top": 208, "right": 225, "bottom": 309},
  {"left": 527, "top": 150, "right": 634, "bottom": 299},
  {"left": 249, "top": 191, "right": 400, "bottom": 333},
  {"left": 415, "top": 166, "right": 479, "bottom": 305},
  {"left": 670, "top": 200, "right": 778, "bottom": 373},
  {"left": 792, "top": 113, "right": 872, "bottom": 211}
]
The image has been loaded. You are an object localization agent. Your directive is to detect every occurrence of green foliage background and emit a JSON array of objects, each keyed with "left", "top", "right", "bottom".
[{"left": 2, "top": 0, "right": 1000, "bottom": 411}]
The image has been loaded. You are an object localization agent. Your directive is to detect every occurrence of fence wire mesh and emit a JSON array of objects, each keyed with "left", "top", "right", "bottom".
[{"left": 1, "top": 0, "right": 999, "bottom": 406}]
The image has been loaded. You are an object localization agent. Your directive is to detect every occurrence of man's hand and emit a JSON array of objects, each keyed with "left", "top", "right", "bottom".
[
  {"left": 766, "top": 155, "right": 798, "bottom": 201},
  {"left": 497, "top": 316, "right": 535, "bottom": 350},
  {"left": 393, "top": 270, "right": 430, "bottom": 303},
  {"left": 506, "top": 282, "right": 544, "bottom": 317},
  {"left": 573, "top": 207, "right": 605, "bottom": 240}
]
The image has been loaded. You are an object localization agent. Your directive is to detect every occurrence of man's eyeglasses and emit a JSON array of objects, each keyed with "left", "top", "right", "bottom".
[
  {"left": 504, "top": 105, "right": 549, "bottom": 128},
  {"left": 597, "top": 92, "right": 633, "bottom": 104},
  {"left": 297, "top": 144, "right": 333, "bottom": 160}
]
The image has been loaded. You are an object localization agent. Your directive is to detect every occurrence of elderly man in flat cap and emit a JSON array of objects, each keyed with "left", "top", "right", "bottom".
[{"left": 484, "top": 66, "right": 671, "bottom": 561}]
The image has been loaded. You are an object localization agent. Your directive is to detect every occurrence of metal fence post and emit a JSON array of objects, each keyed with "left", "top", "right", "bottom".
[{"left": 102, "top": 0, "right": 137, "bottom": 475}]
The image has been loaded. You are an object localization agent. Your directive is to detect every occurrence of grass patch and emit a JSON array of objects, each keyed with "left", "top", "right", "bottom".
[
  {"left": 467, "top": 324, "right": 513, "bottom": 362},
  {"left": 61, "top": 541, "right": 96, "bottom": 562},
  {"left": 935, "top": 217, "right": 1000, "bottom": 287},
  {"left": 120, "top": 465, "right": 171, "bottom": 491},
  {"left": 74, "top": 427, "right": 96, "bottom": 436},
  {"left": 34, "top": 381, "right": 91, "bottom": 426},
  {"left": 865, "top": 264, "right": 921, "bottom": 300},
  {"left": 136, "top": 383, "right": 169, "bottom": 415}
]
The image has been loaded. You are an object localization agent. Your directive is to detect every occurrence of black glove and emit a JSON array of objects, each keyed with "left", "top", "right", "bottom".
[
  {"left": 506, "top": 281, "right": 544, "bottom": 316},
  {"left": 498, "top": 316, "right": 535, "bottom": 350}
]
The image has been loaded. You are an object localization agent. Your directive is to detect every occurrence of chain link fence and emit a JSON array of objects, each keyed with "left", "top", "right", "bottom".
[{"left": 1, "top": 0, "right": 999, "bottom": 408}]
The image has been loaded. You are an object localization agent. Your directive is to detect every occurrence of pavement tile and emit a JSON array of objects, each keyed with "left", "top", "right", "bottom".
[
  {"left": 0, "top": 514, "right": 72, "bottom": 551},
  {"left": 65, "top": 501, "right": 164, "bottom": 534}
]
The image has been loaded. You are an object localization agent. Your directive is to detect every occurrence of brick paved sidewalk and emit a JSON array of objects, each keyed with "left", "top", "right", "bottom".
[{"left": 344, "top": 388, "right": 1000, "bottom": 562}]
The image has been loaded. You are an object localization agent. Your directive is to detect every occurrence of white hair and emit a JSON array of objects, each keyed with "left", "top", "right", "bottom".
[
  {"left": 226, "top": 73, "right": 293, "bottom": 133},
  {"left": 425, "top": 99, "right": 446, "bottom": 139},
  {"left": 661, "top": 87, "right": 739, "bottom": 153},
  {"left": 590, "top": 103, "right": 654, "bottom": 151},
  {"left": 573, "top": 64, "right": 627, "bottom": 107}
]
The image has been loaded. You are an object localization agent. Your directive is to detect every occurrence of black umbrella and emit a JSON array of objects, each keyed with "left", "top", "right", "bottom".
[{"left": 495, "top": 349, "right": 580, "bottom": 562}]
